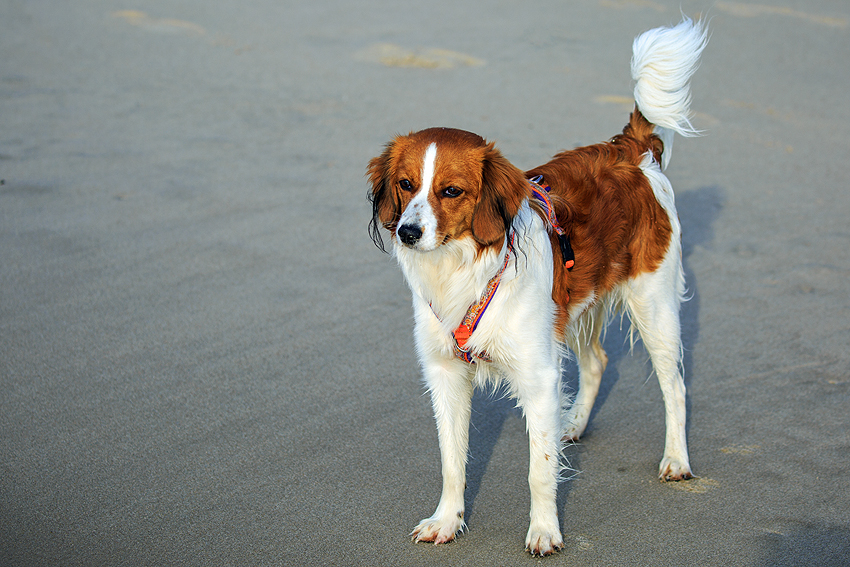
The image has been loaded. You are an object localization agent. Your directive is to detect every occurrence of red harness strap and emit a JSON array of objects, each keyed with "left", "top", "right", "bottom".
[{"left": 450, "top": 235, "right": 514, "bottom": 363}]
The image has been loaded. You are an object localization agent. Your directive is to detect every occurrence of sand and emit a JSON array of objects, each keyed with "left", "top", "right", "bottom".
[{"left": 2, "top": 1, "right": 849, "bottom": 564}]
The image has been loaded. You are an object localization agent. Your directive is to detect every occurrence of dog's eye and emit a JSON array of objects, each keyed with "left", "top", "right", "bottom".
[
  {"left": 399, "top": 179, "right": 414, "bottom": 192},
  {"left": 442, "top": 186, "right": 463, "bottom": 198}
]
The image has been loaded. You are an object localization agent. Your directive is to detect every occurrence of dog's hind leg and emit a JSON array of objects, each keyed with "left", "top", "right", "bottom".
[
  {"left": 563, "top": 304, "right": 608, "bottom": 441},
  {"left": 625, "top": 250, "right": 693, "bottom": 481}
]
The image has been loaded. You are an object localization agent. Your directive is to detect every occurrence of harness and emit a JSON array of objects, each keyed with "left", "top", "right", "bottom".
[
  {"left": 433, "top": 176, "right": 575, "bottom": 364},
  {"left": 447, "top": 232, "right": 514, "bottom": 363},
  {"left": 528, "top": 175, "right": 575, "bottom": 271}
]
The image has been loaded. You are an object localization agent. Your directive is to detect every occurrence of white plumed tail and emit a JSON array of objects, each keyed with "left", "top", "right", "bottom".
[{"left": 631, "top": 17, "right": 709, "bottom": 170}]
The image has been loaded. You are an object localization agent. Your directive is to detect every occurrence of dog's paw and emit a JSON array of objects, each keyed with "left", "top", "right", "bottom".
[
  {"left": 562, "top": 424, "right": 583, "bottom": 443},
  {"left": 525, "top": 524, "right": 564, "bottom": 556},
  {"left": 659, "top": 457, "right": 693, "bottom": 481},
  {"left": 411, "top": 513, "right": 465, "bottom": 545},
  {"left": 563, "top": 408, "right": 590, "bottom": 442}
]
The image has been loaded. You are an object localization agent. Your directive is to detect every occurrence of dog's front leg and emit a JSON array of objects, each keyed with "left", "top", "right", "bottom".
[
  {"left": 411, "top": 357, "right": 473, "bottom": 545},
  {"left": 515, "top": 364, "right": 565, "bottom": 556}
]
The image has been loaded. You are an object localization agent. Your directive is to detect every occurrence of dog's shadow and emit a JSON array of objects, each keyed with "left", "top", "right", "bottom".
[{"left": 463, "top": 185, "right": 724, "bottom": 532}]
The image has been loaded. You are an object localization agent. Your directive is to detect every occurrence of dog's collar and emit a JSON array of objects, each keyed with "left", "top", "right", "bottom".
[
  {"left": 451, "top": 233, "right": 514, "bottom": 363},
  {"left": 528, "top": 175, "right": 575, "bottom": 270},
  {"left": 431, "top": 233, "right": 514, "bottom": 364}
]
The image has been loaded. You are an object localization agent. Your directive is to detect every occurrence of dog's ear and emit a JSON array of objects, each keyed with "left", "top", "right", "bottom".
[
  {"left": 367, "top": 144, "right": 400, "bottom": 252},
  {"left": 472, "top": 144, "right": 528, "bottom": 245}
]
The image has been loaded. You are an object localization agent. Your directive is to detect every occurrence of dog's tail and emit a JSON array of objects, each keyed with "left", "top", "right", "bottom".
[{"left": 631, "top": 17, "right": 709, "bottom": 170}]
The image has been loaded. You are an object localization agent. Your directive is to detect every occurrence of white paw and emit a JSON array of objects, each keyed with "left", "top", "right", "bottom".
[
  {"left": 563, "top": 408, "right": 590, "bottom": 441},
  {"left": 411, "top": 512, "right": 465, "bottom": 545},
  {"left": 525, "top": 523, "right": 564, "bottom": 556},
  {"left": 563, "top": 403, "right": 593, "bottom": 441},
  {"left": 659, "top": 456, "right": 693, "bottom": 481},
  {"left": 562, "top": 422, "right": 583, "bottom": 442}
]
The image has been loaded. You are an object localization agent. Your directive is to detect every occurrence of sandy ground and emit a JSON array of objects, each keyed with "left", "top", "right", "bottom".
[{"left": 2, "top": 0, "right": 849, "bottom": 565}]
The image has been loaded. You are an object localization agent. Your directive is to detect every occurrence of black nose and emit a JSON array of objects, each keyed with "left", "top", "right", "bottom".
[{"left": 397, "top": 224, "right": 422, "bottom": 246}]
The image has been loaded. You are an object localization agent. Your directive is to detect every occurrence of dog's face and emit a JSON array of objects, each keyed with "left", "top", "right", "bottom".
[{"left": 368, "top": 128, "right": 528, "bottom": 252}]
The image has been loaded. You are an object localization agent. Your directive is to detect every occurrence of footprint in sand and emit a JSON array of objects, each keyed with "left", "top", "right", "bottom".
[
  {"left": 112, "top": 10, "right": 206, "bottom": 37},
  {"left": 355, "top": 43, "right": 484, "bottom": 69},
  {"left": 716, "top": 2, "right": 848, "bottom": 28}
]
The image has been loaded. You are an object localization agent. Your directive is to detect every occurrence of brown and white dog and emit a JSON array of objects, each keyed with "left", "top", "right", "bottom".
[{"left": 367, "top": 18, "right": 708, "bottom": 556}]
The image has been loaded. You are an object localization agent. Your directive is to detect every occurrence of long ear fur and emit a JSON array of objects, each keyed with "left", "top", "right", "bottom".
[
  {"left": 366, "top": 146, "right": 399, "bottom": 252},
  {"left": 472, "top": 144, "right": 528, "bottom": 245}
]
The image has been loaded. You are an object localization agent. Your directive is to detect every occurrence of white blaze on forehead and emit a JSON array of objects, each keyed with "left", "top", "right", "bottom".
[
  {"left": 399, "top": 142, "right": 439, "bottom": 249},
  {"left": 420, "top": 143, "right": 437, "bottom": 194}
]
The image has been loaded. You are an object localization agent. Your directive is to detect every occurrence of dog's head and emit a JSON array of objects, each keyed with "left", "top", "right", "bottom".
[{"left": 367, "top": 128, "right": 528, "bottom": 252}]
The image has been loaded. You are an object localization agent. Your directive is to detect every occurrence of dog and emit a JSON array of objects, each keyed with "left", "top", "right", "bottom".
[{"left": 367, "top": 18, "right": 708, "bottom": 556}]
